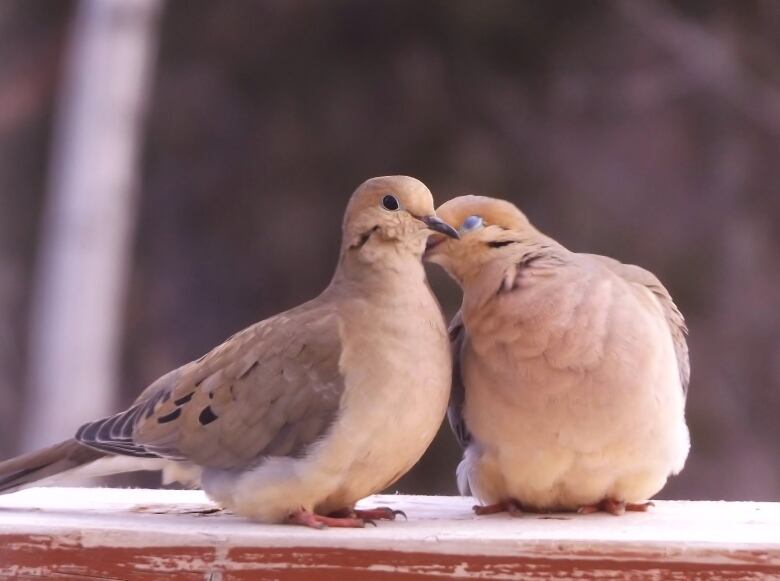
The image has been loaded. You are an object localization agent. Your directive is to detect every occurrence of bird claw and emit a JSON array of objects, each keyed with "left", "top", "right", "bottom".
[
  {"left": 473, "top": 500, "right": 523, "bottom": 516},
  {"left": 294, "top": 505, "right": 407, "bottom": 529},
  {"left": 352, "top": 506, "right": 406, "bottom": 521},
  {"left": 578, "top": 499, "right": 654, "bottom": 516},
  {"left": 286, "top": 508, "right": 367, "bottom": 529},
  {"left": 626, "top": 501, "right": 655, "bottom": 512}
]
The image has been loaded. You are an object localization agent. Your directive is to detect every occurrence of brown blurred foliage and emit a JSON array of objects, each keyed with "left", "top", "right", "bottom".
[{"left": 0, "top": 0, "right": 778, "bottom": 500}]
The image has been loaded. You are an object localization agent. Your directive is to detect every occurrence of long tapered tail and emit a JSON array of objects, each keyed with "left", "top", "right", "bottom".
[{"left": 0, "top": 439, "right": 106, "bottom": 494}]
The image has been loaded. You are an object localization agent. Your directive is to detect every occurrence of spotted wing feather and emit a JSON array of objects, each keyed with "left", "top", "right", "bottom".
[{"left": 76, "top": 302, "right": 345, "bottom": 469}]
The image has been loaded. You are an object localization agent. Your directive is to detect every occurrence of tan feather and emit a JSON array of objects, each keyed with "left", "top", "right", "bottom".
[
  {"left": 429, "top": 195, "right": 690, "bottom": 513},
  {"left": 1, "top": 176, "right": 456, "bottom": 526}
]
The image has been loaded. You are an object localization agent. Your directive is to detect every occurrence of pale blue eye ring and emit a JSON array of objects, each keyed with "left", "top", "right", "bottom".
[{"left": 461, "top": 215, "right": 484, "bottom": 232}]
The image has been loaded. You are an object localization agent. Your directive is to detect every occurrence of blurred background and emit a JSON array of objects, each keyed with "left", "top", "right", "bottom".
[{"left": 0, "top": 0, "right": 778, "bottom": 501}]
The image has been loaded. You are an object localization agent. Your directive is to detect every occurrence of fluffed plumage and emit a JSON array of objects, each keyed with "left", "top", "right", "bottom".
[{"left": 426, "top": 195, "right": 689, "bottom": 515}]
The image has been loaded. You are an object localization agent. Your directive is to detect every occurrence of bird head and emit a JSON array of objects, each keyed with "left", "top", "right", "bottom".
[
  {"left": 341, "top": 176, "right": 459, "bottom": 257},
  {"left": 424, "top": 195, "right": 540, "bottom": 283}
]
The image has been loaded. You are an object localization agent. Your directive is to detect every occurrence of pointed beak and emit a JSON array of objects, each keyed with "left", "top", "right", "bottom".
[{"left": 419, "top": 215, "right": 459, "bottom": 239}]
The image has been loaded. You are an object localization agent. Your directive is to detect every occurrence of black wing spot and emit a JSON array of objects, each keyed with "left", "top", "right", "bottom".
[
  {"left": 239, "top": 360, "right": 259, "bottom": 380},
  {"left": 157, "top": 408, "right": 182, "bottom": 424},
  {"left": 174, "top": 392, "right": 194, "bottom": 406},
  {"left": 350, "top": 225, "right": 380, "bottom": 250},
  {"left": 519, "top": 253, "right": 543, "bottom": 269},
  {"left": 487, "top": 240, "right": 518, "bottom": 248},
  {"left": 199, "top": 406, "right": 218, "bottom": 425}
]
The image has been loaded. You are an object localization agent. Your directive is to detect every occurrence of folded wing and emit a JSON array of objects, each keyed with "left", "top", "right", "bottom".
[{"left": 76, "top": 303, "right": 345, "bottom": 470}]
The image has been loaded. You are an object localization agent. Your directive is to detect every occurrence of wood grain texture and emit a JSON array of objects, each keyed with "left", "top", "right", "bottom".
[{"left": 0, "top": 488, "right": 778, "bottom": 580}]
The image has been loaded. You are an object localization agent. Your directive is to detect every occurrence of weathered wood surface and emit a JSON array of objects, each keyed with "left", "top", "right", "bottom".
[{"left": 0, "top": 488, "right": 778, "bottom": 580}]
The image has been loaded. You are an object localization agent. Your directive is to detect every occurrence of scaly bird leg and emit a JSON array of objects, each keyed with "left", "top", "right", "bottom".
[
  {"left": 625, "top": 501, "right": 655, "bottom": 512},
  {"left": 353, "top": 507, "right": 407, "bottom": 521},
  {"left": 473, "top": 500, "right": 523, "bottom": 516},
  {"left": 328, "top": 506, "right": 406, "bottom": 521},
  {"left": 287, "top": 508, "right": 369, "bottom": 529},
  {"left": 578, "top": 499, "right": 654, "bottom": 516}
]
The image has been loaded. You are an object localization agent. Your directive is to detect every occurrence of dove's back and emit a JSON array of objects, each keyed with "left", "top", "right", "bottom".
[{"left": 456, "top": 250, "right": 689, "bottom": 510}]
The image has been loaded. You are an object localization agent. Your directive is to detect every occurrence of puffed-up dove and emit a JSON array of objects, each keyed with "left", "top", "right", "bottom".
[
  {"left": 0, "top": 176, "right": 458, "bottom": 528},
  {"left": 425, "top": 195, "right": 689, "bottom": 515}
]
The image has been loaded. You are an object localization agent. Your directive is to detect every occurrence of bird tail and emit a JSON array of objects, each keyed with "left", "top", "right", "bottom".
[{"left": 0, "top": 439, "right": 105, "bottom": 494}]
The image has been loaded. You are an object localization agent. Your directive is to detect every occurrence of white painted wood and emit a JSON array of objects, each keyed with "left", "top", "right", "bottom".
[
  {"left": 23, "top": 0, "right": 164, "bottom": 451},
  {"left": 0, "top": 488, "right": 778, "bottom": 568}
]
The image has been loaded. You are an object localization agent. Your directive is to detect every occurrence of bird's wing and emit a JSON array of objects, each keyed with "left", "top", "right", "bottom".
[
  {"left": 447, "top": 310, "right": 471, "bottom": 449},
  {"left": 76, "top": 301, "right": 345, "bottom": 469},
  {"left": 583, "top": 253, "right": 690, "bottom": 398}
]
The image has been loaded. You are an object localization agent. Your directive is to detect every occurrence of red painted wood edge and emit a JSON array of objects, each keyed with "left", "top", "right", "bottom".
[{"left": 1, "top": 534, "right": 778, "bottom": 580}]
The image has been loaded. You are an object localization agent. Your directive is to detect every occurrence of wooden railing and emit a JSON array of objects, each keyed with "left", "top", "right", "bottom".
[{"left": 1, "top": 487, "right": 778, "bottom": 579}]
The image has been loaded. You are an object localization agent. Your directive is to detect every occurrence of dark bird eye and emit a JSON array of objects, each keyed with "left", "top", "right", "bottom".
[{"left": 382, "top": 194, "right": 400, "bottom": 211}]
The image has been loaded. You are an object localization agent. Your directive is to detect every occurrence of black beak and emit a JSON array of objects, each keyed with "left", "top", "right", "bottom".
[{"left": 420, "top": 215, "right": 459, "bottom": 239}]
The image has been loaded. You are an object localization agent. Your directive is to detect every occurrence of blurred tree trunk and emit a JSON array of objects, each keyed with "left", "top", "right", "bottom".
[{"left": 23, "top": 0, "right": 164, "bottom": 451}]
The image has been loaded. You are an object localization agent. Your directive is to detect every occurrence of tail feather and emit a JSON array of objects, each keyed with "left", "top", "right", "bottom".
[{"left": 0, "top": 439, "right": 105, "bottom": 494}]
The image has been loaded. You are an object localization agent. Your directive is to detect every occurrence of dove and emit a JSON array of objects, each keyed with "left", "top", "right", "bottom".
[
  {"left": 0, "top": 176, "right": 458, "bottom": 528},
  {"left": 425, "top": 195, "right": 690, "bottom": 516}
]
